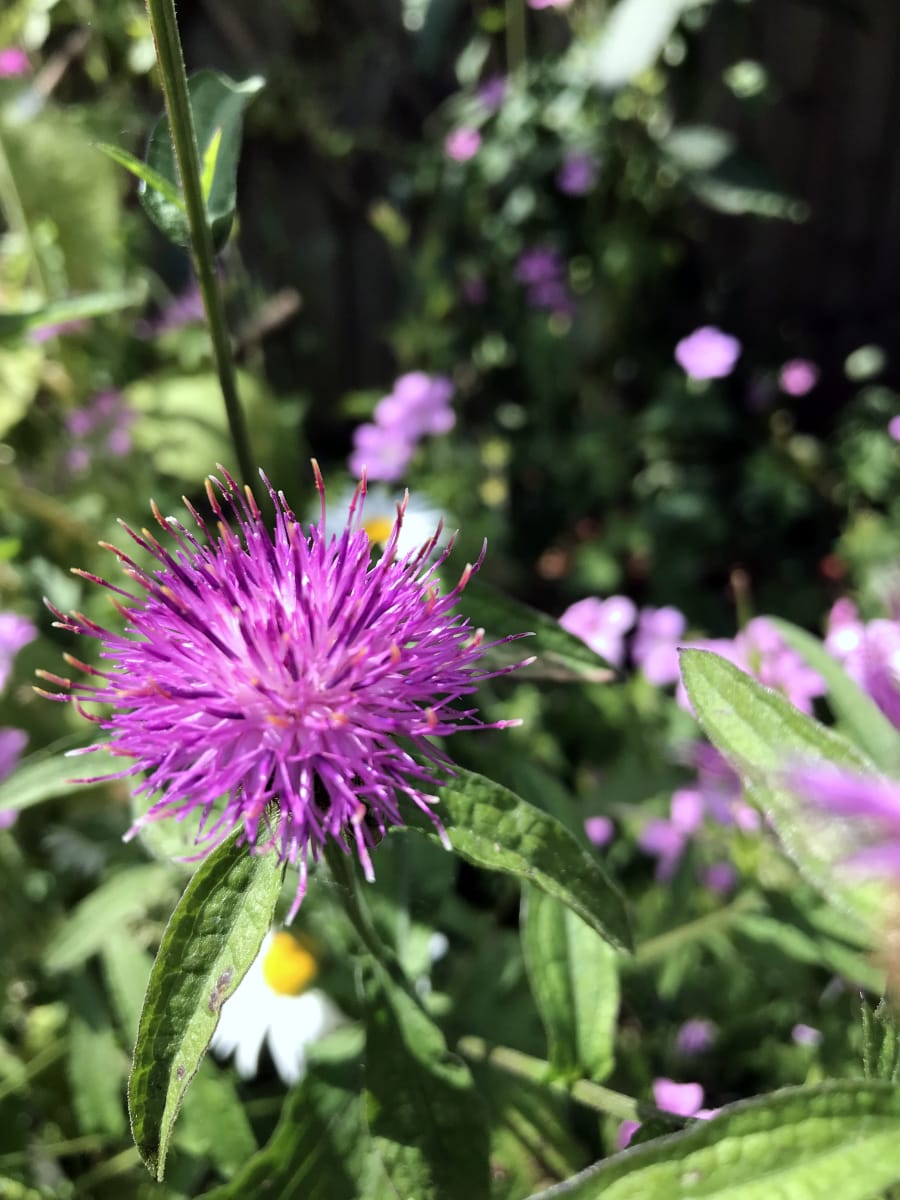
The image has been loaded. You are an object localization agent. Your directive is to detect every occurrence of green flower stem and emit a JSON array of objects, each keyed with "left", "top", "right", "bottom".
[
  {"left": 457, "top": 1036, "right": 640, "bottom": 1122},
  {"left": 631, "top": 891, "right": 761, "bottom": 966},
  {"left": 506, "top": 0, "right": 527, "bottom": 74},
  {"left": 144, "top": 0, "right": 257, "bottom": 492}
]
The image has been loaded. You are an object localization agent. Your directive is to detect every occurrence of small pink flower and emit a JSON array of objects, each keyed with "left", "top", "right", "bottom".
[
  {"left": 779, "top": 359, "right": 819, "bottom": 396},
  {"left": 888, "top": 415, "right": 900, "bottom": 441},
  {"left": 0, "top": 48, "right": 29, "bottom": 78},
  {"left": 584, "top": 815, "right": 614, "bottom": 847},
  {"left": 675, "top": 326, "right": 741, "bottom": 381},
  {"left": 444, "top": 127, "right": 482, "bottom": 163},
  {"left": 792, "top": 1023, "right": 822, "bottom": 1047},
  {"left": 527, "top": 0, "right": 573, "bottom": 8},
  {"left": 556, "top": 153, "right": 598, "bottom": 197},
  {"left": 560, "top": 596, "right": 636, "bottom": 667}
]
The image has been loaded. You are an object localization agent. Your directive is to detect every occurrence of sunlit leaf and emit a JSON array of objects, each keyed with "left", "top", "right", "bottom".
[{"left": 128, "top": 823, "right": 285, "bottom": 1180}]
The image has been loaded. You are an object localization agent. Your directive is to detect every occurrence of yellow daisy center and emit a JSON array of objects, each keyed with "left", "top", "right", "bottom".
[
  {"left": 363, "top": 515, "right": 395, "bottom": 544},
  {"left": 262, "top": 932, "right": 319, "bottom": 996}
]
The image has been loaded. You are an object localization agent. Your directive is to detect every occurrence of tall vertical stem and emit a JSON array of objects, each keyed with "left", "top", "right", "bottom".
[
  {"left": 144, "top": 0, "right": 257, "bottom": 491},
  {"left": 506, "top": 0, "right": 527, "bottom": 75}
]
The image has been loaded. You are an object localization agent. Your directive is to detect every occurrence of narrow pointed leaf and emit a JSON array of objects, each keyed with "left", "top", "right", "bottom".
[
  {"left": 401, "top": 767, "right": 631, "bottom": 952},
  {"left": 463, "top": 579, "right": 614, "bottom": 682},
  {"left": 528, "top": 1081, "right": 900, "bottom": 1200},
  {"left": 95, "top": 142, "right": 185, "bottom": 211},
  {"left": 128, "top": 825, "right": 285, "bottom": 1180},
  {"left": 522, "top": 887, "right": 620, "bottom": 1081},
  {"left": 365, "top": 975, "right": 491, "bottom": 1200},
  {"left": 679, "top": 648, "right": 886, "bottom": 933},
  {"left": 0, "top": 742, "right": 121, "bottom": 815},
  {"left": 768, "top": 617, "right": 900, "bottom": 772},
  {"left": 0, "top": 288, "right": 143, "bottom": 343}
]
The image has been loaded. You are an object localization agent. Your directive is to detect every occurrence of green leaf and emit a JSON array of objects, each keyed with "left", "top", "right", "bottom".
[
  {"left": 176, "top": 1061, "right": 258, "bottom": 1181},
  {"left": 679, "top": 648, "right": 886, "bottom": 933},
  {"left": 0, "top": 288, "right": 144, "bottom": 343},
  {"left": 0, "top": 742, "right": 123, "bottom": 817},
  {"left": 527, "top": 1081, "right": 900, "bottom": 1200},
  {"left": 102, "top": 933, "right": 154, "bottom": 1042},
  {"left": 44, "top": 864, "right": 179, "bottom": 973},
  {"left": 521, "top": 887, "right": 619, "bottom": 1082},
  {"left": 365, "top": 974, "right": 491, "bottom": 1200},
  {"left": 95, "top": 142, "right": 186, "bottom": 212},
  {"left": 861, "top": 999, "right": 900, "bottom": 1082},
  {"left": 141, "top": 70, "right": 264, "bottom": 249},
  {"left": 128, "top": 823, "right": 285, "bottom": 1180},
  {"left": 0, "top": 344, "right": 42, "bottom": 435},
  {"left": 67, "top": 974, "right": 128, "bottom": 1137},
  {"left": 201, "top": 1048, "right": 367, "bottom": 1200},
  {"left": 462, "top": 579, "right": 615, "bottom": 683},
  {"left": 400, "top": 767, "right": 632, "bottom": 953},
  {"left": 768, "top": 617, "right": 900, "bottom": 772}
]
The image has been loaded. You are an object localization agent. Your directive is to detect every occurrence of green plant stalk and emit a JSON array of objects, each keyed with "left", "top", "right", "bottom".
[
  {"left": 506, "top": 0, "right": 527, "bottom": 74},
  {"left": 144, "top": 0, "right": 257, "bottom": 492},
  {"left": 458, "top": 1037, "right": 641, "bottom": 1122}
]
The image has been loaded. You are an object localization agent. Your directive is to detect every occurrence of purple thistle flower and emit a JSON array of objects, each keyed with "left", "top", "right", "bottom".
[{"left": 39, "top": 467, "right": 527, "bottom": 918}]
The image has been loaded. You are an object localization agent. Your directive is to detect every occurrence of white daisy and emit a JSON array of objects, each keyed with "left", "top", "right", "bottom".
[
  {"left": 323, "top": 485, "right": 450, "bottom": 558},
  {"left": 210, "top": 930, "right": 343, "bottom": 1085}
]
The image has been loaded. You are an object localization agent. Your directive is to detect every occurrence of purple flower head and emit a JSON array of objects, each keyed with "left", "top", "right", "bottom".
[
  {"left": 779, "top": 359, "right": 820, "bottom": 397},
  {"left": 40, "top": 467, "right": 528, "bottom": 918},
  {"left": 675, "top": 326, "right": 742, "bottom": 381},
  {"left": 792, "top": 1023, "right": 822, "bottom": 1047},
  {"left": 639, "top": 787, "right": 704, "bottom": 880},
  {"left": 633, "top": 605, "right": 686, "bottom": 686},
  {"left": 559, "top": 595, "right": 636, "bottom": 668},
  {"left": 556, "top": 152, "right": 598, "bottom": 197},
  {"left": 527, "top": 0, "right": 573, "bottom": 8},
  {"left": 0, "top": 49, "right": 29, "bottom": 78},
  {"left": 0, "top": 613, "right": 38, "bottom": 692},
  {"left": 584, "top": 815, "right": 614, "bottom": 847},
  {"left": 64, "top": 391, "right": 136, "bottom": 476},
  {"left": 889, "top": 415, "right": 900, "bottom": 442},
  {"left": 654, "top": 1078, "right": 705, "bottom": 1117},
  {"left": 374, "top": 372, "right": 455, "bottom": 439},
  {"left": 477, "top": 75, "right": 507, "bottom": 114},
  {"left": 348, "top": 423, "right": 415, "bottom": 484},
  {"left": 676, "top": 1018, "right": 717, "bottom": 1056},
  {"left": 444, "top": 127, "right": 482, "bottom": 163},
  {"left": 702, "top": 861, "right": 737, "bottom": 895}
]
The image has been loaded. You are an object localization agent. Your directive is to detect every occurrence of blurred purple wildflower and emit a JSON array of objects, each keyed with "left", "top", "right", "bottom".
[
  {"left": 675, "top": 326, "right": 741, "bottom": 381},
  {"left": 778, "top": 359, "right": 819, "bottom": 396},
  {"left": 515, "top": 246, "right": 575, "bottom": 318},
  {"left": 0, "top": 49, "right": 29, "bottom": 78},
  {"left": 638, "top": 787, "right": 704, "bottom": 880},
  {"left": 556, "top": 152, "right": 598, "bottom": 196},
  {"left": 633, "top": 605, "right": 686, "bottom": 686},
  {"left": 63, "top": 391, "right": 136, "bottom": 476},
  {"left": 374, "top": 372, "right": 455, "bottom": 439},
  {"left": 347, "top": 424, "right": 415, "bottom": 484},
  {"left": 0, "top": 613, "right": 38, "bottom": 691},
  {"left": 137, "top": 281, "right": 205, "bottom": 338},
  {"left": 29, "top": 318, "right": 89, "bottom": 343},
  {"left": 584, "top": 815, "right": 614, "bottom": 847},
  {"left": 40, "top": 468, "right": 527, "bottom": 918},
  {"left": 786, "top": 763, "right": 900, "bottom": 877},
  {"left": 527, "top": 0, "right": 573, "bottom": 8},
  {"left": 618, "top": 1077, "right": 714, "bottom": 1149},
  {"left": 559, "top": 595, "right": 636, "bottom": 668},
  {"left": 825, "top": 602, "right": 900, "bottom": 729},
  {"left": 676, "top": 1018, "right": 717, "bottom": 1056},
  {"left": 889, "top": 415, "right": 900, "bottom": 441},
  {"left": 678, "top": 618, "right": 825, "bottom": 715},
  {"left": 792, "top": 1023, "right": 822, "bottom": 1047},
  {"left": 477, "top": 75, "right": 507, "bottom": 114},
  {"left": 461, "top": 277, "right": 487, "bottom": 306},
  {"left": 444, "top": 127, "right": 482, "bottom": 163},
  {"left": 702, "top": 861, "right": 737, "bottom": 894}
]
